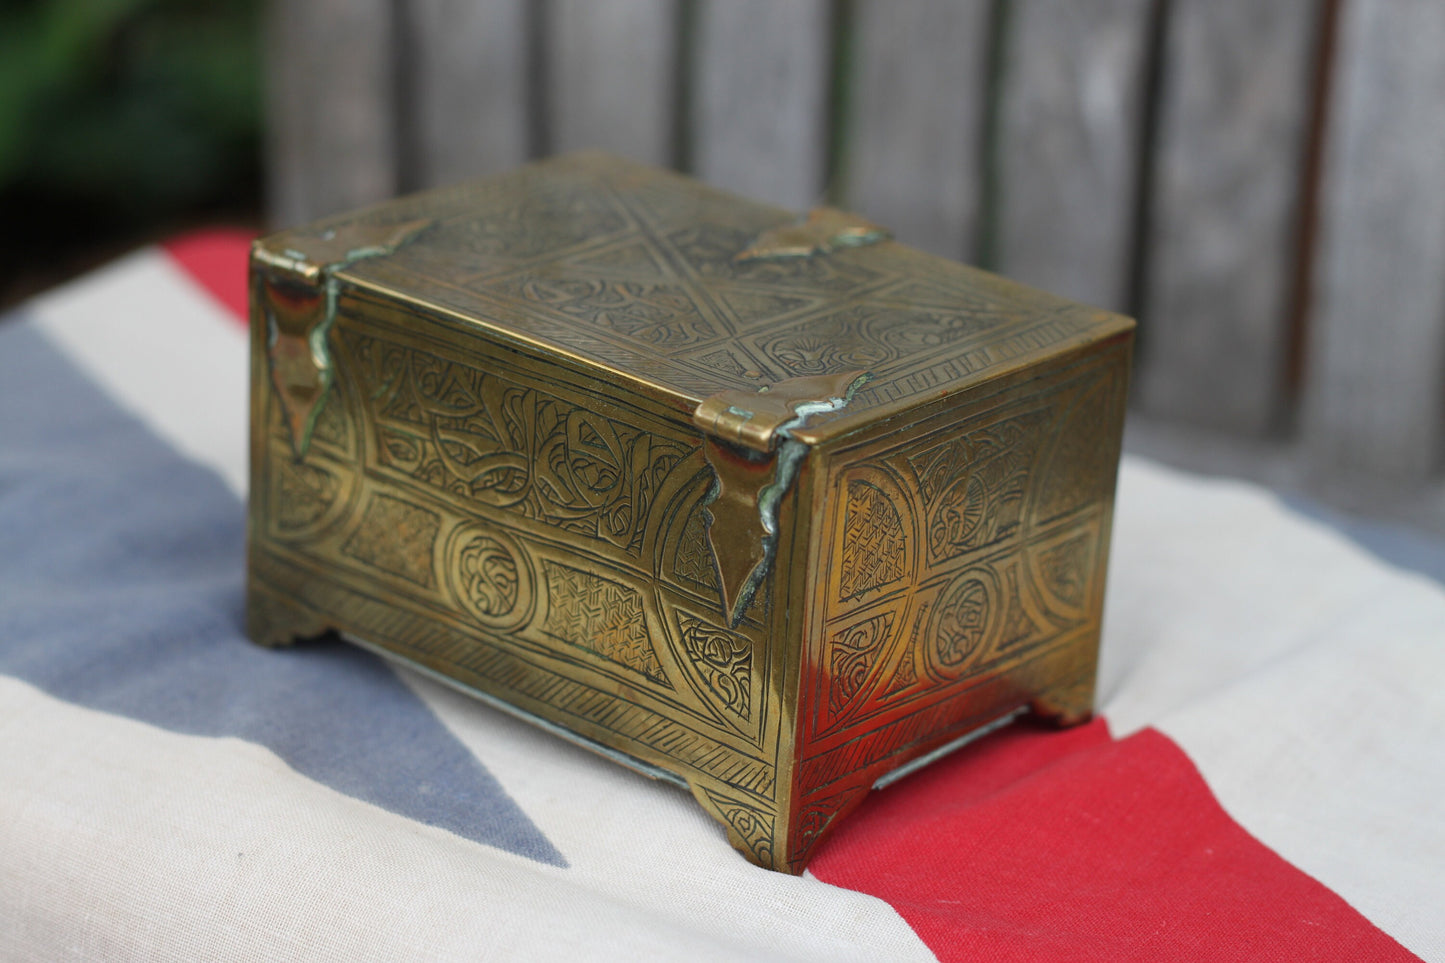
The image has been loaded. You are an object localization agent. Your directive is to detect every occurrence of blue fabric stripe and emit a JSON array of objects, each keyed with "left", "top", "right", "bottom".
[
  {"left": 1281, "top": 494, "right": 1445, "bottom": 588},
  {"left": 0, "top": 317, "right": 563, "bottom": 866}
]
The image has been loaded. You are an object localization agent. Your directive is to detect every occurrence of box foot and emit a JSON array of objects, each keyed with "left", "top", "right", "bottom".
[
  {"left": 247, "top": 579, "right": 334, "bottom": 648},
  {"left": 1029, "top": 676, "right": 1096, "bottom": 728},
  {"left": 687, "top": 781, "right": 787, "bottom": 872},
  {"left": 689, "top": 778, "right": 876, "bottom": 875}
]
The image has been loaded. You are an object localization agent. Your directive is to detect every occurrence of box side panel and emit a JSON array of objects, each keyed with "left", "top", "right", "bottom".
[
  {"left": 246, "top": 278, "right": 788, "bottom": 830},
  {"left": 787, "top": 335, "right": 1132, "bottom": 866}
]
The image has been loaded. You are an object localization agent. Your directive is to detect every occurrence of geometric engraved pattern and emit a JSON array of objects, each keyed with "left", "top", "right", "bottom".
[
  {"left": 664, "top": 224, "right": 881, "bottom": 295},
  {"left": 308, "top": 381, "right": 352, "bottom": 450},
  {"left": 486, "top": 276, "right": 718, "bottom": 349},
  {"left": 446, "top": 526, "right": 533, "bottom": 630},
  {"left": 679, "top": 615, "right": 752, "bottom": 722},
  {"left": 427, "top": 182, "right": 628, "bottom": 261},
  {"left": 1034, "top": 381, "right": 1118, "bottom": 523},
  {"left": 908, "top": 410, "right": 1046, "bottom": 563},
  {"left": 759, "top": 304, "right": 1000, "bottom": 379},
  {"left": 882, "top": 644, "right": 919, "bottom": 698},
  {"left": 696, "top": 347, "right": 753, "bottom": 379},
  {"left": 341, "top": 494, "right": 440, "bottom": 588},
  {"left": 273, "top": 458, "right": 341, "bottom": 533},
  {"left": 1033, "top": 532, "right": 1092, "bottom": 612},
  {"left": 340, "top": 329, "right": 692, "bottom": 556},
  {"left": 828, "top": 612, "right": 896, "bottom": 714},
  {"left": 329, "top": 152, "right": 1109, "bottom": 426},
  {"left": 995, "top": 566, "right": 1045, "bottom": 652},
  {"left": 839, "top": 480, "right": 907, "bottom": 600},
  {"left": 672, "top": 509, "right": 718, "bottom": 592},
  {"left": 541, "top": 561, "right": 667, "bottom": 684},
  {"left": 810, "top": 368, "right": 1120, "bottom": 756}
]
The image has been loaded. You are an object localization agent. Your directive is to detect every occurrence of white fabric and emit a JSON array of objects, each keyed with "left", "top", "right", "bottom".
[
  {"left": 0, "top": 676, "right": 922, "bottom": 962},
  {"left": 28, "top": 248, "right": 251, "bottom": 496},
  {"left": 1103, "top": 462, "right": 1445, "bottom": 960}
]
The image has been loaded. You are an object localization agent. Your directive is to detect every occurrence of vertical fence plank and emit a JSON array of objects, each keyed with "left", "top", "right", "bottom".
[
  {"left": 694, "top": 0, "right": 832, "bottom": 209},
  {"left": 1136, "top": 0, "right": 1323, "bottom": 435},
  {"left": 994, "top": 0, "right": 1151, "bottom": 311},
  {"left": 845, "top": 0, "right": 991, "bottom": 260},
  {"left": 1303, "top": 0, "right": 1445, "bottom": 482},
  {"left": 264, "top": 0, "right": 397, "bottom": 226},
  {"left": 400, "top": 0, "right": 531, "bottom": 190},
  {"left": 546, "top": 0, "right": 679, "bottom": 167}
]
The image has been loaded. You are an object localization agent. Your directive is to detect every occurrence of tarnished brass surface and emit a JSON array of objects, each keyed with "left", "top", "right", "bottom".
[
  {"left": 734, "top": 207, "right": 890, "bottom": 262},
  {"left": 246, "top": 152, "right": 1133, "bottom": 873},
  {"left": 694, "top": 370, "right": 870, "bottom": 625},
  {"left": 256, "top": 218, "right": 432, "bottom": 457}
]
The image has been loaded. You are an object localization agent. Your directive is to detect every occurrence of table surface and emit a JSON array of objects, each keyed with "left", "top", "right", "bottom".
[{"left": 1, "top": 232, "right": 1440, "bottom": 962}]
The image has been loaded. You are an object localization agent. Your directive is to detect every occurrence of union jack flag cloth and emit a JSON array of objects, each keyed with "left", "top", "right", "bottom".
[{"left": 1, "top": 231, "right": 1442, "bottom": 962}]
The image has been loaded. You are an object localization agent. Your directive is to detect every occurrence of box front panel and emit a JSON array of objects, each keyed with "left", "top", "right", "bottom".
[
  {"left": 247, "top": 285, "right": 786, "bottom": 850},
  {"left": 790, "top": 341, "right": 1130, "bottom": 862}
]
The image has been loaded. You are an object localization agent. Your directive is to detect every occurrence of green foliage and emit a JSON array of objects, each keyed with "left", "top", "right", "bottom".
[{"left": 0, "top": 0, "right": 262, "bottom": 219}]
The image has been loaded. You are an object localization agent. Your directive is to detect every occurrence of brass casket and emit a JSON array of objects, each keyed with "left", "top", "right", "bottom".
[{"left": 246, "top": 152, "right": 1133, "bottom": 873}]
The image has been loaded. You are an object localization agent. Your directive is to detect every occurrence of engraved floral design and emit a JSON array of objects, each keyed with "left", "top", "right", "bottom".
[
  {"left": 930, "top": 571, "right": 997, "bottom": 671},
  {"left": 492, "top": 275, "right": 717, "bottom": 349},
  {"left": 760, "top": 305, "right": 999, "bottom": 378},
  {"left": 680, "top": 616, "right": 752, "bottom": 721},
  {"left": 908, "top": 411, "right": 1046, "bottom": 562},
  {"left": 342, "top": 330, "right": 692, "bottom": 555},
  {"left": 458, "top": 536, "right": 518, "bottom": 616},
  {"left": 828, "top": 613, "right": 895, "bottom": 713}
]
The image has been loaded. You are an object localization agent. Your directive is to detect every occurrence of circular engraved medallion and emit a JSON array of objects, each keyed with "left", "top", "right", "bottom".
[
  {"left": 445, "top": 524, "right": 534, "bottom": 630},
  {"left": 927, "top": 567, "right": 1001, "bottom": 676}
]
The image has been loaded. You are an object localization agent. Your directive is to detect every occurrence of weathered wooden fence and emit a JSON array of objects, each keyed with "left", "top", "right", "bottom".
[{"left": 266, "top": 0, "right": 1445, "bottom": 491}]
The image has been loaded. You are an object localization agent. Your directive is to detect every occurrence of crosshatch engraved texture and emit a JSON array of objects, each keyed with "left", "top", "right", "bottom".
[
  {"left": 839, "top": 481, "right": 908, "bottom": 600},
  {"left": 541, "top": 561, "right": 667, "bottom": 683},
  {"left": 671, "top": 508, "right": 719, "bottom": 592},
  {"left": 341, "top": 494, "right": 440, "bottom": 587},
  {"left": 247, "top": 151, "right": 1133, "bottom": 876}
]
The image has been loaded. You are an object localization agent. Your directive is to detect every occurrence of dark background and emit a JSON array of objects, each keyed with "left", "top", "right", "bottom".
[{"left": 0, "top": 0, "right": 262, "bottom": 309}]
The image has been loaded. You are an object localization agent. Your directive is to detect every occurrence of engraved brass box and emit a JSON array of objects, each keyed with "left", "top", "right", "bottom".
[{"left": 246, "top": 152, "right": 1133, "bottom": 873}]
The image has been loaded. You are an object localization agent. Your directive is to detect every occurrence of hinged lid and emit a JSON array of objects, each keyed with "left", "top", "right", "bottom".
[{"left": 253, "top": 152, "right": 1132, "bottom": 453}]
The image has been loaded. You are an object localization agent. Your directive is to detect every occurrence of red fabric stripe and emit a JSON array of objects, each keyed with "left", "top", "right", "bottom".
[
  {"left": 162, "top": 229, "right": 254, "bottom": 324},
  {"left": 810, "top": 719, "right": 1417, "bottom": 962}
]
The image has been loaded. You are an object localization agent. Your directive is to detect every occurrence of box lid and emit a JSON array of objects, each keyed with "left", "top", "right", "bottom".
[{"left": 253, "top": 152, "right": 1132, "bottom": 453}]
